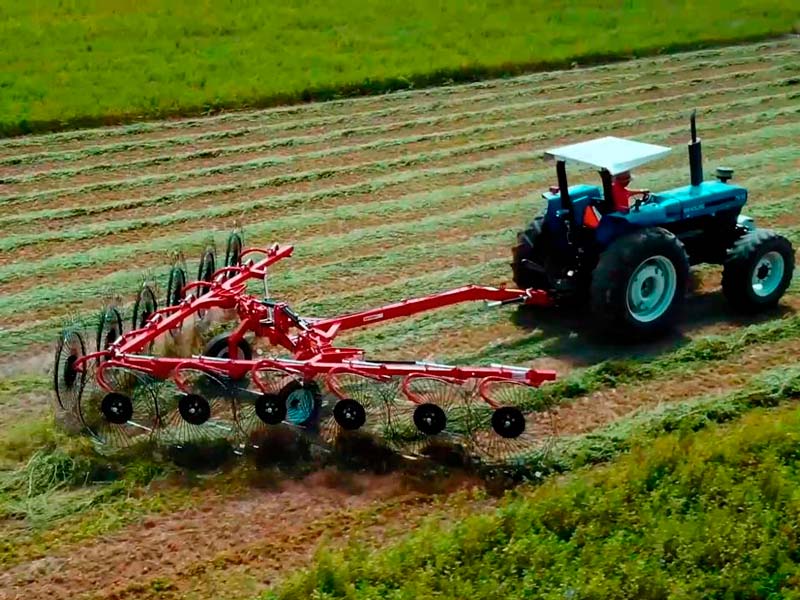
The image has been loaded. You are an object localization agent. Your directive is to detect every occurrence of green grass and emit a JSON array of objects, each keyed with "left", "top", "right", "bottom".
[
  {"left": 0, "top": 1, "right": 798, "bottom": 136},
  {"left": 269, "top": 376, "right": 800, "bottom": 599}
]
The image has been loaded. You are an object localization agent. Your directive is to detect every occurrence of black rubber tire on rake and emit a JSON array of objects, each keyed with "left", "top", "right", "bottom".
[
  {"left": 132, "top": 284, "right": 158, "bottom": 331},
  {"left": 53, "top": 326, "right": 88, "bottom": 414},
  {"left": 386, "top": 376, "right": 475, "bottom": 464},
  {"left": 319, "top": 372, "right": 401, "bottom": 464},
  {"left": 203, "top": 332, "right": 253, "bottom": 360}
]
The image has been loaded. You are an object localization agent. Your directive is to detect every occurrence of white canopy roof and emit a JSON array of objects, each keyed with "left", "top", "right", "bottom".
[{"left": 544, "top": 136, "right": 671, "bottom": 175}]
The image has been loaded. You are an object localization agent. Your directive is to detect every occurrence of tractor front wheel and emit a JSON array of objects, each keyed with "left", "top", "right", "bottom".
[
  {"left": 721, "top": 230, "right": 794, "bottom": 312},
  {"left": 590, "top": 227, "right": 689, "bottom": 340}
]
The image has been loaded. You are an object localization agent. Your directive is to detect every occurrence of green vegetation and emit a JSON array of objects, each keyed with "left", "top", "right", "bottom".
[
  {"left": 1, "top": 0, "right": 798, "bottom": 136},
  {"left": 270, "top": 376, "right": 800, "bottom": 599}
]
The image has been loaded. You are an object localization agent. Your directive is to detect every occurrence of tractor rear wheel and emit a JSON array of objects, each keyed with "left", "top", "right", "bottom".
[
  {"left": 721, "top": 230, "right": 794, "bottom": 312},
  {"left": 511, "top": 217, "right": 549, "bottom": 290},
  {"left": 590, "top": 227, "right": 689, "bottom": 339}
]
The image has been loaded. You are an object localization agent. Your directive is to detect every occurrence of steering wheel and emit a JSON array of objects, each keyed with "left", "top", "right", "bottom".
[{"left": 632, "top": 191, "right": 652, "bottom": 211}]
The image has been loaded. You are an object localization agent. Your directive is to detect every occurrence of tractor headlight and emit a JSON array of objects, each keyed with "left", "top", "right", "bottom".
[{"left": 737, "top": 215, "right": 755, "bottom": 231}]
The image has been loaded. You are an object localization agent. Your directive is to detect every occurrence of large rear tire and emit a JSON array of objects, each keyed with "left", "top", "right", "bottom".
[
  {"left": 590, "top": 227, "right": 689, "bottom": 340},
  {"left": 721, "top": 230, "right": 794, "bottom": 312},
  {"left": 511, "top": 217, "right": 549, "bottom": 290}
]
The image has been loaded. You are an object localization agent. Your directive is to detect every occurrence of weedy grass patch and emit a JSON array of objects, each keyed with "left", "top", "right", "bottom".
[{"left": 270, "top": 369, "right": 800, "bottom": 599}]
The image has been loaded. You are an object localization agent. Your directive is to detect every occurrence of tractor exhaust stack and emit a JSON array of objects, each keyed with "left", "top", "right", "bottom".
[{"left": 688, "top": 110, "right": 703, "bottom": 186}]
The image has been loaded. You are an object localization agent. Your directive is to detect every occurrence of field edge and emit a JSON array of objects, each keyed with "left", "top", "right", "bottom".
[{"left": 3, "top": 31, "right": 798, "bottom": 139}]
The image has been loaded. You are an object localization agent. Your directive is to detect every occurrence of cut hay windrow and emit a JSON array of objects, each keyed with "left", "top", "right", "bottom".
[
  {"left": 0, "top": 57, "right": 795, "bottom": 171},
  {"left": 5, "top": 63, "right": 795, "bottom": 188},
  {"left": 2, "top": 160, "right": 798, "bottom": 328},
  {"left": 0, "top": 38, "right": 793, "bottom": 155},
  {"left": 3, "top": 72, "right": 796, "bottom": 206},
  {"left": 1, "top": 138, "right": 796, "bottom": 261},
  {"left": 1, "top": 75, "right": 796, "bottom": 197},
  {"left": 3, "top": 96, "right": 796, "bottom": 229}
]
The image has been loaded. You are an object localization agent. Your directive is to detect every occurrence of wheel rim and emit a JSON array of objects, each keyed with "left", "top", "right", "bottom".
[
  {"left": 626, "top": 255, "right": 677, "bottom": 323},
  {"left": 333, "top": 399, "right": 366, "bottom": 431},
  {"left": 491, "top": 407, "right": 526, "bottom": 439},
  {"left": 178, "top": 394, "right": 211, "bottom": 425},
  {"left": 285, "top": 387, "right": 316, "bottom": 425},
  {"left": 751, "top": 251, "right": 785, "bottom": 297},
  {"left": 413, "top": 403, "right": 447, "bottom": 436}
]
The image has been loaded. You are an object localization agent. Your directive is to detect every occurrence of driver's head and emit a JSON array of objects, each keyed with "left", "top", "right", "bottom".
[{"left": 614, "top": 171, "right": 632, "bottom": 185}]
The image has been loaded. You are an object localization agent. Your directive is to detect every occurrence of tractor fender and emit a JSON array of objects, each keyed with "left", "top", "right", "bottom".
[{"left": 595, "top": 204, "right": 669, "bottom": 248}]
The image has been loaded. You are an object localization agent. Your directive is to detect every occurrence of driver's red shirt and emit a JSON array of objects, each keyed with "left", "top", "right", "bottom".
[{"left": 611, "top": 181, "right": 632, "bottom": 212}]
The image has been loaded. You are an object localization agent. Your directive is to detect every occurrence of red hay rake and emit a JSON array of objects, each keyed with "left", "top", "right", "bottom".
[{"left": 53, "top": 237, "right": 558, "bottom": 466}]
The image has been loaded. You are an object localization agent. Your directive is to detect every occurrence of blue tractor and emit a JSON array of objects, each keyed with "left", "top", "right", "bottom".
[{"left": 511, "top": 112, "right": 795, "bottom": 339}]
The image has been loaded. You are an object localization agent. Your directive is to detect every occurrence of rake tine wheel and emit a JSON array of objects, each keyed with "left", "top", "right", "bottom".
[
  {"left": 78, "top": 366, "right": 160, "bottom": 453},
  {"left": 96, "top": 306, "right": 124, "bottom": 361},
  {"left": 388, "top": 375, "right": 475, "bottom": 462},
  {"left": 165, "top": 260, "right": 188, "bottom": 337},
  {"left": 224, "top": 230, "right": 244, "bottom": 280},
  {"left": 319, "top": 370, "right": 400, "bottom": 453},
  {"left": 53, "top": 325, "right": 88, "bottom": 416},
  {"left": 132, "top": 283, "right": 157, "bottom": 327},
  {"left": 468, "top": 378, "right": 559, "bottom": 467},
  {"left": 236, "top": 367, "right": 299, "bottom": 446},
  {"left": 158, "top": 368, "right": 238, "bottom": 449},
  {"left": 196, "top": 247, "right": 216, "bottom": 319}
]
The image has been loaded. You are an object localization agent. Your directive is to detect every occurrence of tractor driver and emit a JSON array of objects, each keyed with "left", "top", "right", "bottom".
[{"left": 611, "top": 171, "right": 649, "bottom": 212}]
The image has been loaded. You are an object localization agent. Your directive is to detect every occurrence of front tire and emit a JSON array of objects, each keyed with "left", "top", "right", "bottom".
[
  {"left": 590, "top": 227, "right": 689, "bottom": 339},
  {"left": 722, "top": 230, "right": 794, "bottom": 312}
]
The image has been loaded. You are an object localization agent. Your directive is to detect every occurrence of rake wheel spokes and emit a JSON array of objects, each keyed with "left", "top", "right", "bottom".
[
  {"left": 78, "top": 365, "right": 159, "bottom": 453},
  {"left": 234, "top": 367, "right": 297, "bottom": 444},
  {"left": 96, "top": 306, "right": 123, "bottom": 362},
  {"left": 158, "top": 368, "right": 238, "bottom": 448},
  {"left": 132, "top": 284, "right": 158, "bottom": 331},
  {"left": 224, "top": 230, "right": 244, "bottom": 279},
  {"left": 468, "top": 378, "right": 559, "bottom": 467},
  {"left": 53, "top": 326, "right": 88, "bottom": 415},
  {"left": 196, "top": 247, "right": 216, "bottom": 320},
  {"left": 388, "top": 374, "right": 476, "bottom": 461},
  {"left": 166, "top": 263, "right": 187, "bottom": 338},
  {"left": 319, "top": 370, "right": 399, "bottom": 451}
]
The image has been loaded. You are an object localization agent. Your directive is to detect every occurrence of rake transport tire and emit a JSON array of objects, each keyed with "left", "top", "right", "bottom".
[
  {"left": 511, "top": 216, "right": 550, "bottom": 290},
  {"left": 202, "top": 333, "right": 253, "bottom": 360},
  {"left": 590, "top": 227, "right": 689, "bottom": 340},
  {"left": 721, "top": 230, "right": 795, "bottom": 313}
]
